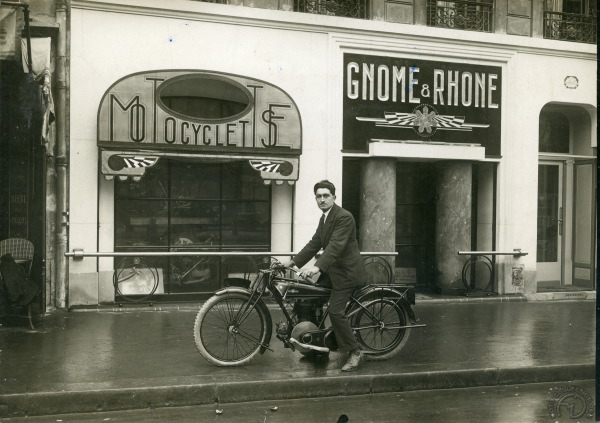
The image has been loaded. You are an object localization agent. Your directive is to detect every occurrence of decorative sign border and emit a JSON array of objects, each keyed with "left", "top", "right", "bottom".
[{"left": 98, "top": 70, "right": 302, "bottom": 156}]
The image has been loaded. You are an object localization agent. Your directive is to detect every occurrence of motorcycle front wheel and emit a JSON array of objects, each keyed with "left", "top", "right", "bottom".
[
  {"left": 194, "top": 293, "right": 270, "bottom": 366},
  {"left": 353, "top": 299, "right": 411, "bottom": 361}
]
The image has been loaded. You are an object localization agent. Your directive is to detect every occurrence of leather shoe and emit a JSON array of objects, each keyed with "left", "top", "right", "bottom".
[{"left": 341, "top": 350, "right": 363, "bottom": 372}]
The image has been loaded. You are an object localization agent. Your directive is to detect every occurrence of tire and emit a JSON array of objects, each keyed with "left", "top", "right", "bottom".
[
  {"left": 194, "top": 293, "right": 270, "bottom": 366},
  {"left": 113, "top": 257, "right": 159, "bottom": 303},
  {"left": 353, "top": 299, "right": 411, "bottom": 361}
]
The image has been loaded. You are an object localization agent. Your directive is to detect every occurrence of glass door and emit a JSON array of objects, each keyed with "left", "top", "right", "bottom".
[
  {"left": 537, "top": 162, "right": 564, "bottom": 284},
  {"left": 572, "top": 160, "right": 596, "bottom": 289}
]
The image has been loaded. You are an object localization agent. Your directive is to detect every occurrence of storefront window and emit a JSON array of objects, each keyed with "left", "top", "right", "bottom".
[{"left": 114, "top": 159, "right": 271, "bottom": 295}]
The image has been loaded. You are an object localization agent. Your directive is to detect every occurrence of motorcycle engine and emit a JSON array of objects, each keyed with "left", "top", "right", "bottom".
[
  {"left": 293, "top": 299, "right": 323, "bottom": 325},
  {"left": 290, "top": 321, "right": 319, "bottom": 354}
]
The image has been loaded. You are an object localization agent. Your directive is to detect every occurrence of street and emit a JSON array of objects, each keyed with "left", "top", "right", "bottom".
[{"left": 1, "top": 380, "right": 595, "bottom": 423}]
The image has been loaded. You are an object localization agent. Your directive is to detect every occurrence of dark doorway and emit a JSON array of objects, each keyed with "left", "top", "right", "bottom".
[
  {"left": 395, "top": 162, "right": 436, "bottom": 289},
  {"left": 0, "top": 60, "right": 46, "bottom": 310}
]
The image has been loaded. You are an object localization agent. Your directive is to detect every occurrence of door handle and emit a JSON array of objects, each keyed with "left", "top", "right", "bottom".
[{"left": 558, "top": 207, "right": 563, "bottom": 236}]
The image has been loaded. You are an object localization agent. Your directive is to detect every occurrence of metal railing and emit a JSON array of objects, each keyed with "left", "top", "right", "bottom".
[
  {"left": 193, "top": 0, "right": 369, "bottom": 19},
  {"left": 66, "top": 249, "right": 396, "bottom": 259},
  {"left": 427, "top": 0, "right": 493, "bottom": 33},
  {"left": 457, "top": 249, "right": 528, "bottom": 295},
  {"left": 294, "top": 0, "right": 369, "bottom": 19},
  {"left": 543, "top": 10, "right": 597, "bottom": 44},
  {"left": 66, "top": 249, "right": 398, "bottom": 301}
]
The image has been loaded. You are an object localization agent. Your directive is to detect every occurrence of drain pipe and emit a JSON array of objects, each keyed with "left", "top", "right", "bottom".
[{"left": 54, "top": 0, "right": 69, "bottom": 309}]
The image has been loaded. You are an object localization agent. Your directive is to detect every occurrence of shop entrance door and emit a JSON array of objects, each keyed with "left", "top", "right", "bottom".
[
  {"left": 572, "top": 160, "right": 596, "bottom": 289},
  {"left": 537, "top": 162, "right": 563, "bottom": 284}
]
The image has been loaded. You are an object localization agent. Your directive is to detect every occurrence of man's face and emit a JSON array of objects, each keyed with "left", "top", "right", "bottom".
[{"left": 315, "top": 188, "right": 335, "bottom": 212}]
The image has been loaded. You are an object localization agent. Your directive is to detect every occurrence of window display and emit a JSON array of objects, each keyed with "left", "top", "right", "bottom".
[{"left": 115, "top": 159, "right": 271, "bottom": 296}]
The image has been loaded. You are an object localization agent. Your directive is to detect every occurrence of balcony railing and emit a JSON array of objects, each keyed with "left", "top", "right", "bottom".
[
  {"left": 427, "top": 0, "right": 493, "bottom": 33},
  {"left": 294, "top": 0, "right": 369, "bottom": 19},
  {"left": 198, "top": 0, "right": 369, "bottom": 19},
  {"left": 544, "top": 10, "right": 597, "bottom": 44}
]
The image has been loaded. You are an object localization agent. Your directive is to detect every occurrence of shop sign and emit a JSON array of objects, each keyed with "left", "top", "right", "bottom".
[
  {"left": 343, "top": 53, "right": 502, "bottom": 157},
  {"left": 98, "top": 70, "right": 302, "bottom": 155}
]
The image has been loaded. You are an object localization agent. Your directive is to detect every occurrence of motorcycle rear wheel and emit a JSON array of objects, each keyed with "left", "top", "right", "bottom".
[
  {"left": 353, "top": 299, "right": 411, "bottom": 361},
  {"left": 194, "top": 293, "right": 269, "bottom": 366}
]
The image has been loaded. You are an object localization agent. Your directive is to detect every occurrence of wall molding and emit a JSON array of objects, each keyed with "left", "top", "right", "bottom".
[{"left": 71, "top": 0, "right": 596, "bottom": 61}]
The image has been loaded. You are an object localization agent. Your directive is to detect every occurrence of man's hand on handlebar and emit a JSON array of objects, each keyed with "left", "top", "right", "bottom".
[{"left": 299, "top": 266, "right": 320, "bottom": 280}]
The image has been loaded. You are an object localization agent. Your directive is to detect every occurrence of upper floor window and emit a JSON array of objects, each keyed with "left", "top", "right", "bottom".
[
  {"left": 427, "top": 0, "right": 494, "bottom": 33},
  {"left": 544, "top": 0, "right": 597, "bottom": 43}
]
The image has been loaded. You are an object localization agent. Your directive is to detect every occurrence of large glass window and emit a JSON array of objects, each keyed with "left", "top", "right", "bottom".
[{"left": 114, "top": 159, "right": 271, "bottom": 295}]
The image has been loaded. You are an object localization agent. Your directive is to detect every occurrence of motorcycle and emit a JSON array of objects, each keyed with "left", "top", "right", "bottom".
[{"left": 193, "top": 260, "right": 425, "bottom": 366}]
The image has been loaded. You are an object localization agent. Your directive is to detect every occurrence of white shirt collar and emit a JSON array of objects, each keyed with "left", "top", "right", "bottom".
[{"left": 323, "top": 208, "right": 332, "bottom": 223}]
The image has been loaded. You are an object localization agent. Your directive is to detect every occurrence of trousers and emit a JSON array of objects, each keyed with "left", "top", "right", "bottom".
[{"left": 329, "top": 286, "right": 359, "bottom": 353}]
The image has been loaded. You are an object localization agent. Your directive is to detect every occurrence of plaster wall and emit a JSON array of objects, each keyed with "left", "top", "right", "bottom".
[{"left": 494, "top": 52, "right": 596, "bottom": 294}]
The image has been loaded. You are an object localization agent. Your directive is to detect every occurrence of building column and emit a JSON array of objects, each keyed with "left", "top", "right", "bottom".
[
  {"left": 435, "top": 161, "right": 472, "bottom": 293},
  {"left": 359, "top": 158, "right": 396, "bottom": 283}
]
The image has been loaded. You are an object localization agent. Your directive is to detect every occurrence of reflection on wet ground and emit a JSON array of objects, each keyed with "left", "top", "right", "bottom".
[{"left": 0, "top": 301, "right": 594, "bottom": 394}]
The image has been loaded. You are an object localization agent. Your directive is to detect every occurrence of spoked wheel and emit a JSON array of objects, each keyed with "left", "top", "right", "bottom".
[
  {"left": 113, "top": 257, "right": 159, "bottom": 303},
  {"left": 194, "top": 293, "right": 270, "bottom": 366},
  {"left": 353, "top": 299, "right": 411, "bottom": 361}
]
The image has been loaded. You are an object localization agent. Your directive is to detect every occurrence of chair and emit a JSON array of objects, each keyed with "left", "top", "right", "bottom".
[
  {"left": 0, "top": 238, "right": 34, "bottom": 276},
  {"left": 0, "top": 238, "right": 37, "bottom": 329}
]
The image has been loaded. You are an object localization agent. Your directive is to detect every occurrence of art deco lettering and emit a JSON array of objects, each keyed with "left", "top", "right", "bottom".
[
  {"left": 98, "top": 71, "right": 302, "bottom": 155},
  {"left": 343, "top": 53, "right": 502, "bottom": 156}
]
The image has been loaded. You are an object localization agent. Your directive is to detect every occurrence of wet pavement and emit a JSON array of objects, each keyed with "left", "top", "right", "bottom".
[{"left": 0, "top": 299, "right": 595, "bottom": 417}]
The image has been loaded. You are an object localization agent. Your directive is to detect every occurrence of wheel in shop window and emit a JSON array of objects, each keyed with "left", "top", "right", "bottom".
[{"left": 113, "top": 257, "right": 160, "bottom": 302}]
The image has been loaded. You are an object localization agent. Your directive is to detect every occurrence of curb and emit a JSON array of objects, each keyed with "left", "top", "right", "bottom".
[{"left": 1, "top": 364, "right": 594, "bottom": 418}]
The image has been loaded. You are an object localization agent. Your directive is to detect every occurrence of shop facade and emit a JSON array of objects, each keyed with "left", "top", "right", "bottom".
[{"left": 66, "top": 0, "right": 596, "bottom": 306}]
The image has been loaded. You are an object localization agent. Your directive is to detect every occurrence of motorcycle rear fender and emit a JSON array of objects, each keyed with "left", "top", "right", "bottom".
[
  {"left": 353, "top": 285, "right": 417, "bottom": 324},
  {"left": 212, "top": 287, "right": 273, "bottom": 354}
]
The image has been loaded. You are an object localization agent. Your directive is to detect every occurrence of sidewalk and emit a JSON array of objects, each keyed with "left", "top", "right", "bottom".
[{"left": 0, "top": 296, "right": 595, "bottom": 417}]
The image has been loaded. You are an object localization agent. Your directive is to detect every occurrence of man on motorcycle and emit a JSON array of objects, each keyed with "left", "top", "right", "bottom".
[{"left": 284, "top": 180, "right": 367, "bottom": 372}]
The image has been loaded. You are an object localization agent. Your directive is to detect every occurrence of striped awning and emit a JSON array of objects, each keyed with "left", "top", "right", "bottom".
[{"left": 100, "top": 150, "right": 298, "bottom": 185}]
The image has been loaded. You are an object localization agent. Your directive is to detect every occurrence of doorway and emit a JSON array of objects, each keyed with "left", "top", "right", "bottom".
[
  {"left": 536, "top": 162, "right": 563, "bottom": 285},
  {"left": 537, "top": 104, "right": 596, "bottom": 291}
]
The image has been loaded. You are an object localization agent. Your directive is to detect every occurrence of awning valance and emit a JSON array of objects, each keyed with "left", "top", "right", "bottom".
[{"left": 101, "top": 150, "right": 298, "bottom": 185}]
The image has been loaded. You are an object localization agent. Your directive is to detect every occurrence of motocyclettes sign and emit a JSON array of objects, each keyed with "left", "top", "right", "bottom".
[
  {"left": 97, "top": 70, "right": 302, "bottom": 155},
  {"left": 343, "top": 53, "right": 502, "bottom": 157}
]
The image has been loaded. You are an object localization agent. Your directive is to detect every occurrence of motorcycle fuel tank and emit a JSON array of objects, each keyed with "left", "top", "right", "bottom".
[{"left": 274, "top": 280, "right": 330, "bottom": 299}]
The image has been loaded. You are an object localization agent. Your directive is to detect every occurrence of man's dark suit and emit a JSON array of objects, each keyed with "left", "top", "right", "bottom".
[{"left": 292, "top": 203, "right": 367, "bottom": 352}]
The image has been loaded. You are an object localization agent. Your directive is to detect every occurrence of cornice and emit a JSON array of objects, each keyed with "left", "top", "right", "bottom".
[{"left": 71, "top": 0, "right": 596, "bottom": 62}]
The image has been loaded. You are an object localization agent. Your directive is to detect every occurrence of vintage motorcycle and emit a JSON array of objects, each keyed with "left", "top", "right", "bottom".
[{"left": 193, "top": 260, "right": 425, "bottom": 366}]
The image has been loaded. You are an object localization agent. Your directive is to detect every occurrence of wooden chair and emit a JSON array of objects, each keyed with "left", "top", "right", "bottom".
[{"left": 0, "top": 238, "right": 36, "bottom": 329}]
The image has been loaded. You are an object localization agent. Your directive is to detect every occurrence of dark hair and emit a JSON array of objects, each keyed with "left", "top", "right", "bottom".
[{"left": 314, "top": 180, "right": 336, "bottom": 196}]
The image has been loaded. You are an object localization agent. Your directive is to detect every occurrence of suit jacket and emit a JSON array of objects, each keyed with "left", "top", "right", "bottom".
[{"left": 293, "top": 203, "right": 367, "bottom": 290}]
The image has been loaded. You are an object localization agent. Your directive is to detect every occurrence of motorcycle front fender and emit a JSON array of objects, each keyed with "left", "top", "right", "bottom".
[
  {"left": 211, "top": 287, "right": 273, "bottom": 354},
  {"left": 214, "top": 286, "right": 252, "bottom": 296}
]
